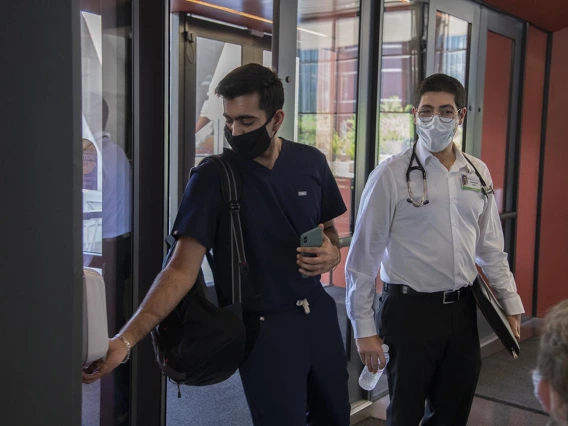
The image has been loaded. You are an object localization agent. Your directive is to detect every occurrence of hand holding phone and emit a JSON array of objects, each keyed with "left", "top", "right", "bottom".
[{"left": 299, "top": 227, "right": 323, "bottom": 277}]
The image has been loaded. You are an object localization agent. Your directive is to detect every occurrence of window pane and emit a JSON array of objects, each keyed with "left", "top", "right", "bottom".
[
  {"left": 81, "top": 0, "right": 133, "bottom": 424},
  {"left": 297, "top": 2, "right": 360, "bottom": 246},
  {"left": 296, "top": 2, "right": 360, "bottom": 349},
  {"left": 434, "top": 13, "right": 470, "bottom": 84},
  {"left": 434, "top": 12, "right": 471, "bottom": 150},
  {"left": 378, "top": 1, "right": 424, "bottom": 162}
]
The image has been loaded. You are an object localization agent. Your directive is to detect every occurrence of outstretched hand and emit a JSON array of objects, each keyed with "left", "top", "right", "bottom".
[{"left": 82, "top": 337, "right": 128, "bottom": 384}]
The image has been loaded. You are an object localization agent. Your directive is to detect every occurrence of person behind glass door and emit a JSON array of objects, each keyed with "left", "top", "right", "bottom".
[
  {"left": 533, "top": 299, "right": 568, "bottom": 426},
  {"left": 345, "top": 74, "right": 524, "bottom": 426},
  {"left": 83, "top": 64, "right": 351, "bottom": 426}
]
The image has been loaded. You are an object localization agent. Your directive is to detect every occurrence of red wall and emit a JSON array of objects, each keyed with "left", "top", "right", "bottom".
[
  {"left": 516, "top": 27, "right": 547, "bottom": 313},
  {"left": 480, "top": 31, "right": 513, "bottom": 209},
  {"left": 537, "top": 26, "right": 568, "bottom": 316}
]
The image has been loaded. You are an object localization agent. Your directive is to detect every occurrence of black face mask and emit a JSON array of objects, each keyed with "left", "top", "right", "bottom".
[{"left": 224, "top": 113, "right": 276, "bottom": 160}]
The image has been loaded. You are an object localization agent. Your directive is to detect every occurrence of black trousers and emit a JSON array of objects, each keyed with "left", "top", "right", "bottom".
[
  {"left": 378, "top": 286, "right": 481, "bottom": 426},
  {"left": 239, "top": 288, "right": 350, "bottom": 426}
]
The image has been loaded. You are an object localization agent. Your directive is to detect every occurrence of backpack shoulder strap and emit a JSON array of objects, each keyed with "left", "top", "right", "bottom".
[{"left": 204, "top": 154, "right": 249, "bottom": 304}]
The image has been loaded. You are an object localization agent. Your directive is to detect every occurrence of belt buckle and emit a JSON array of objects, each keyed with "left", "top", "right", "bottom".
[{"left": 443, "top": 290, "right": 459, "bottom": 304}]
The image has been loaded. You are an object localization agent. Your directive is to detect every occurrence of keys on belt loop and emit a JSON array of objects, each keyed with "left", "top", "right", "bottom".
[{"left": 296, "top": 299, "right": 310, "bottom": 314}]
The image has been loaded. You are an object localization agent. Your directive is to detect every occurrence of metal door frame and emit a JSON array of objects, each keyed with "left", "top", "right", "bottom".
[{"left": 475, "top": 8, "right": 524, "bottom": 264}]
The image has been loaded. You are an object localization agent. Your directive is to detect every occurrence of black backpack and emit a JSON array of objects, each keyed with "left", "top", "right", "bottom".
[{"left": 150, "top": 154, "right": 249, "bottom": 389}]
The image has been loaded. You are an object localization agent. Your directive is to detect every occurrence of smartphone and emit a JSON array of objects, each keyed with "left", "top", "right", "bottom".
[
  {"left": 300, "top": 226, "right": 323, "bottom": 255},
  {"left": 300, "top": 227, "right": 323, "bottom": 278}
]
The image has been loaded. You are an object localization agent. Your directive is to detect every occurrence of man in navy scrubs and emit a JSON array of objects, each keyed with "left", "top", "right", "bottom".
[{"left": 83, "top": 63, "right": 351, "bottom": 426}]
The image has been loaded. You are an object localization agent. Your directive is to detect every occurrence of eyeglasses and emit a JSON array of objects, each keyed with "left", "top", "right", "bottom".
[{"left": 417, "top": 108, "right": 463, "bottom": 123}]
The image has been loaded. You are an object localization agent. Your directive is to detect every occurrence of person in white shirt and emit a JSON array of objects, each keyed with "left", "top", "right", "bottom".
[{"left": 345, "top": 73, "right": 524, "bottom": 426}]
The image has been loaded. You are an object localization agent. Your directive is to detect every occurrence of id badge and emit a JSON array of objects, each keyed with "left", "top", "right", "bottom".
[{"left": 461, "top": 174, "right": 481, "bottom": 192}]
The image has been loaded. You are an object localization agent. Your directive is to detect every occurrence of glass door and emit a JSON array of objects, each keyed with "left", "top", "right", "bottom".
[
  {"left": 295, "top": 0, "right": 366, "bottom": 407},
  {"left": 475, "top": 8, "right": 525, "bottom": 328},
  {"left": 373, "top": 0, "right": 429, "bottom": 403},
  {"left": 428, "top": 0, "right": 525, "bottom": 339},
  {"left": 80, "top": 2, "right": 134, "bottom": 425},
  {"left": 426, "top": 0, "right": 480, "bottom": 152},
  {"left": 166, "top": 15, "right": 271, "bottom": 426}
]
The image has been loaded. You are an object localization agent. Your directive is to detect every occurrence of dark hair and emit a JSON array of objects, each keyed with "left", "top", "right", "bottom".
[
  {"left": 215, "top": 63, "right": 284, "bottom": 117},
  {"left": 415, "top": 73, "right": 466, "bottom": 110}
]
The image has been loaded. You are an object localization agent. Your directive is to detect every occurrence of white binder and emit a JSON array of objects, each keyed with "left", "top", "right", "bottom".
[{"left": 83, "top": 268, "right": 109, "bottom": 364}]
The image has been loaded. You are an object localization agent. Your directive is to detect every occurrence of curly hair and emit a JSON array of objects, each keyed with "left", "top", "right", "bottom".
[{"left": 537, "top": 299, "right": 568, "bottom": 421}]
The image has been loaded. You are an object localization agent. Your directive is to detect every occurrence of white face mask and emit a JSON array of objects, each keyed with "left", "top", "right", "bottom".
[{"left": 416, "top": 115, "right": 456, "bottom": 153}]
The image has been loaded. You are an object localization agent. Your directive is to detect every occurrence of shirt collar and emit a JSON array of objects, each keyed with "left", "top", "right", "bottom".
[
  {"left": 415, "top": 136, "right": 432, "bottom": 166},
  {"left": 454, "top": 146, "right": 473, "bottom": 173},
  {"left": 415, "top": 137, "right": 473, "bottom": 173}
]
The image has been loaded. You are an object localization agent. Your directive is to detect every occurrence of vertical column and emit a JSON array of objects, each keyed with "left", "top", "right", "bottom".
[
  {"left": 0, "top": 1, "right": 83, "bottom": 425},
  {"left": 354, "top": 0, "right": 382, "bottom": 218},
  {"left": 272, "top": 0, "right": 298, "bottom": 141},
  {"left": 131, "top": 0, "right": 168, "bottom": 424}
]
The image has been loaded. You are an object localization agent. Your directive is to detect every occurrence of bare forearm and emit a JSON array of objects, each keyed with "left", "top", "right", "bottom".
[
  {"left": 324, "top": 225, "right": 340, "bottom": 248},
  {"left": 118, "top": 267, "right": 196, "bottom": 346},
  {"left": 117, "top": 237, "right": 206, "bottom": 347},
  {"left": 119, "top": 270, "right": 188, "bottom": 345},
  {"left": 324, "top": 225, "right": 341, "bottom": 267}
]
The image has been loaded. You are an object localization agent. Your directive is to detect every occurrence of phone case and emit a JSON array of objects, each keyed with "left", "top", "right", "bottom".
[
  {"left": 300, "top": 227, "right": 323, "bottom": 277},
  {"left": 300, "top": 227, "right": 323, "bottom": 252}
]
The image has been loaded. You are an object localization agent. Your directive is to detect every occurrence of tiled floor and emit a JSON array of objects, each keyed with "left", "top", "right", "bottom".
[{"left": 349, "top": 395, "right": 550, "bottom": 426}]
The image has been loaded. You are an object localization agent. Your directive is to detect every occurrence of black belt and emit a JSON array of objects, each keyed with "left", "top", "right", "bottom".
[{"left": 383, "top": 283, "right": 470, "bottom": 304}]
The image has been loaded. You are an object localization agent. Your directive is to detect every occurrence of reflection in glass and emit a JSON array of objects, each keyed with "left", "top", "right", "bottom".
[
  {"left": 434, "top": 12, "right": 470, "bottom": 85},
  {"left": 378, "top": 1, "right": 425, "bottom": 162},
  {"left": 434, "top": 12, "right": 470, "bottom": 149},
  {"left": 195, "top": 38, "right": 242, "bottom": 164},
  {"left": 296, "top": 1, "right": 360, "bottom": 357},
  {"left": 297, "top": 2, "right": 360, "bottom": 249},
  {"left": 80, "top": 1, "right": 133, "bottom": 424}
]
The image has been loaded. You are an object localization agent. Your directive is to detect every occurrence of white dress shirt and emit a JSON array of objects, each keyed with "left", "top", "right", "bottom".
[
  {"left": 99, "top": 134, "right": 132, "bottom": 239},
  {"left": 345, "top": 140, "right": 525, "bottom": 339}
]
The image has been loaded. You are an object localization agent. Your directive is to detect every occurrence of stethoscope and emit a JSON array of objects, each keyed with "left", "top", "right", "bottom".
[{"left": 406, "top": 142, "right": 494, "bottom": 208}]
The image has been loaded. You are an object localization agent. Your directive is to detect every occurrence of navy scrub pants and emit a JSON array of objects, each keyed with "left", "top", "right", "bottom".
[{"left": 239, "top": 287, "right": 350, "bottom": 426}]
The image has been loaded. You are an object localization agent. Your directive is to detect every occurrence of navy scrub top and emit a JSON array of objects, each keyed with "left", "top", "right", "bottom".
[{"left": 171, "top": 139, "right": 347, "bottom": 312}]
